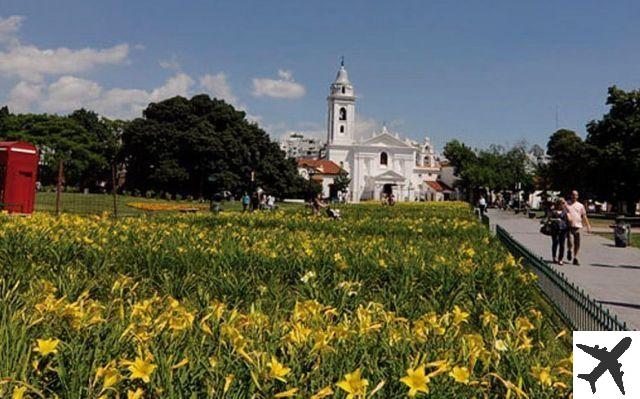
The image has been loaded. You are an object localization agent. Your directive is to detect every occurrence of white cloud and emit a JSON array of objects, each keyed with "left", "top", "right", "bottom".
[
  {"left": 0, "top": 15, "right": 23, "bottom": 45},
  {"left": 23, "top": 73, "right": 194, "bottom": 118},
  {"left": 159, "top": 56, "right": 180, "bottom": 71},
  {"left": 200, "top": 72, "right": 238, "bottom": 105},
  {"left": 0, "top": 44, "right": 130, "bottom": 82},
  {"left": 354, "top": 115, "right": 379, "bottom": 140},
  {"left": 41, "top": 76, "right": 102, "bottom": 112},
  {"left": 7, "top": 80, "right": 43, "bottom": 113},
  {"left": 252, "top": 69, "right": 305, "bottom": 99},
  {"left": 148, "top": 73, "right": 194, "bottom": 102}
]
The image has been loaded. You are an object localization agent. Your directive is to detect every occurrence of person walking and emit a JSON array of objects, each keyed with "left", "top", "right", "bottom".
[
  {"left": 478, "top": 194, "right": 487, "bottom": 217},
  {"left": 241, "top": 192, "right": 250, "bottom": 212},
  {"left": 548, "top": 198, "right": 571, "bottom": 265},
  {"left": 566, "top": 190, "right": 591, "bottom": 265}
]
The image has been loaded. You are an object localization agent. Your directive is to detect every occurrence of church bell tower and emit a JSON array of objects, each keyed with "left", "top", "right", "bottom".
[{"left": 327, "top": 58, "right": 355, "bottom": 145}]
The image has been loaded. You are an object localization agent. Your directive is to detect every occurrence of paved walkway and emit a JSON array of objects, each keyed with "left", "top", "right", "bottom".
[{"left": 487, "top": 209, "right": 640, "bottom": 329}]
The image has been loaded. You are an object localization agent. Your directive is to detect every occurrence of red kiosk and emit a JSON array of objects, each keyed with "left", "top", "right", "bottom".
[{"left": 0, "top": 141, "right": 39, "bottom": 214}]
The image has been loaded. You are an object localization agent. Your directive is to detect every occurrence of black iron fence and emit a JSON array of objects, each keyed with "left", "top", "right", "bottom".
[
  {"left": 496, "top": 225, "right": 629, "bottom": 331},
  {"left": 35, "top": 160, "right": 214, "bottom": 217}
]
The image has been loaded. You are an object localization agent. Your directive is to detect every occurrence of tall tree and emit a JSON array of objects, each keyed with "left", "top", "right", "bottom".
[
  {"left": 0, "top": 108, "right": 119, "bottom": 188},
  {"left": 122, "top": 94, "right": 307, "bottom": 198},
  {"left": 586, "top": 86, "right": 640, "bottom": 213},
  {"left": 542, "top": 129, "right": 592, "bottom": 197}
]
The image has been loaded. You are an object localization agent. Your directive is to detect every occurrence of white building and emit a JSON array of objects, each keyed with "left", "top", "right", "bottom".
[
  {"left": 280, "top": 132, "right": 325, "bottom": 159},
  {"left": 324, "top": 61, "right": 444, "bottom": 202}
]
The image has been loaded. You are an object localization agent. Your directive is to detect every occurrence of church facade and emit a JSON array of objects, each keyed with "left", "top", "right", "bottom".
[{"left": 324, "top": 62, "right": 446, "bottom": 202}]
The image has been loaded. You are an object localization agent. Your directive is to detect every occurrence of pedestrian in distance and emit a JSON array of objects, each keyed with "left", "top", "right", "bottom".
[
  {"left": 478, "top": 194, "right": 487, "bottom": 217},
  {"left": 566, "top": 190, "right": 592, "bottom": 265},
  {"left": 241, "top": 192, "right": 250, "bottom": 212},
  {"left": 548, "top": 198, "right": 571, "bottom": 265}
]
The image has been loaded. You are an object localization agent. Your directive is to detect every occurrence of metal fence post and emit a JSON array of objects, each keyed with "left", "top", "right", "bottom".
[
  {"left": 111, "top": 162, "right": 118, "bottom": 218},
  {"left": 55, "top": 159, "right": 63, "bottom": 215}
]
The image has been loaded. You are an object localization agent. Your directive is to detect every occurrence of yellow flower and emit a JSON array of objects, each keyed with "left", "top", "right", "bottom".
[
  {"left": 531, "top": 365, "right": 552, "bottom": 386},
  {"left": 399, "top": 365, "right": 430, "bottom": 397},
  {"left": 274, "top": 388, "right": 299, "bottom": 398},
  {"left": 127, "top": 388, "right": 144, "bottom": 399},
  {"left": 449, "top": 366, "right": 470, "bottom": 384},
  {"left": 452, "top": 306, "right": 469, "bottom": 325},
  {"left": 268, "top": 356, "right": 291, "bottom": 383},
  {"left": 12, "top": 386, "right": 27, "bottom": 399},
  {"left": 310, "top": 386, "right": 334, "bottom": 399},
  {"left": 125, "top": 357, "right": 157, "bottom": 383},
  {"left": 34, "top": 338, "right": 60, "bottom": 356},
  {"left": 171, "top": 357, "right": 189, "bottom": 369},
  {"left": 494, "top": 339, "right": 508, "bottom": 351},
  {"left": 95, "top": 362, "right": 121, "bottom": 388},
  {"left": 337, "top": 368, "right": 369, "bottom": 398},
  {"left": 208, "top": 356, "right": 218, "bottom": 369},
  {"left": 223, "top": 374, "right": 234, "bottom": 394}
]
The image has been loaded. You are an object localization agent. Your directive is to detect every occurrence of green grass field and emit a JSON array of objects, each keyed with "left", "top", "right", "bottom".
[{"left": 34, "top": 192, "right": 303, "bottom": 216}]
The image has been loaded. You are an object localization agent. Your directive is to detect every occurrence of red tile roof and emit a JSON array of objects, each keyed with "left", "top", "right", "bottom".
[
  {"left": 297, "top": 159, "right": 344, "bottom": 175},
  {"left": 426, "top": 180, "right": 453, "bottom": 192}
]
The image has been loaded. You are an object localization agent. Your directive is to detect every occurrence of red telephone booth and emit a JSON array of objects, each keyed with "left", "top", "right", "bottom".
[{"left": 0, "top": 141, "right": 39, "bottom": 214}]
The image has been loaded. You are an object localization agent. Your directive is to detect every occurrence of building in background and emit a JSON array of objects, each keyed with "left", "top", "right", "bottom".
[
  {"left": 323, "top": 61, "right": 450, "bottom": 202},
  {"left": 280, "top": 132, "right": 325, "bottom": 159},
  {"left": 297, "top": 158, "right": 344, "bottom": 198}
]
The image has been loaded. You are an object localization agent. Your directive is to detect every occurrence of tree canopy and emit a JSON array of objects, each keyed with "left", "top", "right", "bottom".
[
  {"left": 443, "top": 140, "right": 535, "bottom": 200},
  {"left": 121, "top": 94, "right": 308, "bottom": 198},
  {"left": 586, "top": 86, "right": 640, "bottom": 212},
  {"left": 0, "top": 107, "right": 121, "bottom": 188}
]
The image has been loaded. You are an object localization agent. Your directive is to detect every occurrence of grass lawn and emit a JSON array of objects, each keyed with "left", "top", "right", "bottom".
[
  {"left": 596, "top": 232, "right": 640, "bottom": 248},
  {"left": 35, "top": 192, "right": 303, "bottom": 216}
]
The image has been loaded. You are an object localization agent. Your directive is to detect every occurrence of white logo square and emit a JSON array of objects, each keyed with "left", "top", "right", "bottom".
[{"left": 574, "top": 331, "right": 640, "bottom": 398}]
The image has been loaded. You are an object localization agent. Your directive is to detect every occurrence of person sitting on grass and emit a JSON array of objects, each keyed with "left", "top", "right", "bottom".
[{"left": 312, "top": 193, "right": 327, "bottom": 216}]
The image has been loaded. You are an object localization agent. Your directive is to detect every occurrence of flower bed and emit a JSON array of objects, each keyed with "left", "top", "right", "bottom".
[
  {"left": 0, "top": 203, "right": 571, "bottom": 398},
  {"left": 126, "top": 201, "right": 209, "bottom": 212}
]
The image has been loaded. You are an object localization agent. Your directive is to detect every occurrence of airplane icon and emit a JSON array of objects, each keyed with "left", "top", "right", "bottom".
[{"left": 577, "top": 336, "right": 632, "bottom": 395}]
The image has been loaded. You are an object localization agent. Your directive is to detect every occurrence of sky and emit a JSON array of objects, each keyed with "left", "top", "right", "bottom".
[{"left": 1, "top": 0, "right": 640, "bottom": 150}]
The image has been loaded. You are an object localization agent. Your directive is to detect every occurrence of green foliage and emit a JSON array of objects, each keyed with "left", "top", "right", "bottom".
[
  {"left": 540, "top": 129, "right": 592, "bottom": 197},
  {"left": 333, "top": 173, "right": 351, "bottom": 193},
  {"left": 443, "top": 140, "right": 535, "bottom": 199},
  {"left": 0, "top": 108, "right": 122, "bottom": 189},
  {"left": 586, "top": 86, "right": 640, "bottom": 212},
  {"left": 122, "top": 95, "right": 307, "bottom": 198}
]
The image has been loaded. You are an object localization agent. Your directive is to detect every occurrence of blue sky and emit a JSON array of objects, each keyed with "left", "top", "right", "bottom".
[{"left": 1, "top": 0, "right": 639, "bottom": 150}]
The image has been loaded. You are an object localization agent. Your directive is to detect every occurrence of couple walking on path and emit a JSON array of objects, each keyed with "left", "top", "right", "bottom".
[{"left": 547, "top": 190, "right": 592, "bottom": 265}]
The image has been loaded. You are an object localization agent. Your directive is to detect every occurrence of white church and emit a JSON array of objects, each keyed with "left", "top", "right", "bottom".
[{"left": 322, "top": 61, "right": 451, "bottom": 202}]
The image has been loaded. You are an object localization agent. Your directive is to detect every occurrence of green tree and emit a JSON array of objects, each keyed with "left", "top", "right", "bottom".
[
  {"left": 586, "top": 86, "right": 640, "bottom": 214},
  {"left": 122, "top": 94, "right": 307, "bottom": 198},
  {"left": 333, "top": 173, "right": 351, "bottom": 193},
  {"left": 0, "top": 109, "right": 119, "bottom": 188},
  {"left": 542, "top": 129, "right": 592, "bottom": 198}
]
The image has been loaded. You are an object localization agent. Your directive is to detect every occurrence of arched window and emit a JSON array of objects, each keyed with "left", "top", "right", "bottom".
[
  {"left": 341, "top": 86, "right": 346, "bottom": 94},
  {"left": 380, "top": 152, "right": 388, "bottom": 166},
  {"left": 339, "top": 107, "right": 347, "bottom": 121},
  {"left": 339, "top": 125, "right": 344, "bottom": 133}
]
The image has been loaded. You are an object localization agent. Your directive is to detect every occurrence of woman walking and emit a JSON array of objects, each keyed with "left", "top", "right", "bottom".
[{"left": 549, "top": 198, "right": 571, "bottom": 265}]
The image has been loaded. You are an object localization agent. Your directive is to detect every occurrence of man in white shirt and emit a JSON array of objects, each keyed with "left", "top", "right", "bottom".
[{"left": 566, "top": 190, "right": 591, "bottom": 265}]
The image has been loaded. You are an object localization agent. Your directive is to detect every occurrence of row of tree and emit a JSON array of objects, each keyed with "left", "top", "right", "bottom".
[
  {"left": 443, "top": 86, "right": 640, "bottom": 214},
  {"left": 0, "top": 95, "right": 317, "bottom": 199}
]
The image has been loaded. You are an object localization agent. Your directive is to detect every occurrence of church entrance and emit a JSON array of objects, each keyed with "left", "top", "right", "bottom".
[{"left": 382, "top": 183, "right": 394, "bottom": 196}]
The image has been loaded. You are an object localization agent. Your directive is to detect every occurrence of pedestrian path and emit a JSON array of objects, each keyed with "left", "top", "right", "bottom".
[{"left": 487, "top": 209, "right": 640, "bottom": 329}]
